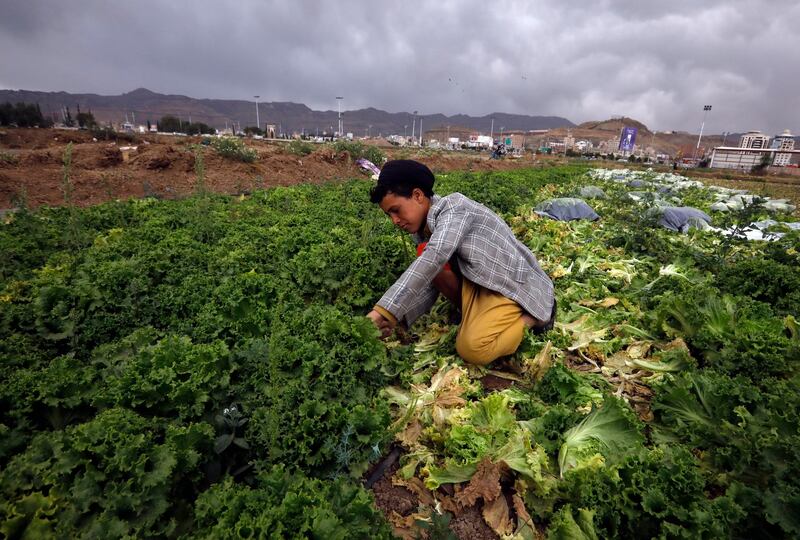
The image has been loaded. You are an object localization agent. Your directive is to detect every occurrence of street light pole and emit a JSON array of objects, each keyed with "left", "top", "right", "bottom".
[
  {"left": 490, "top": 118, "right": 494, "bottom": 140},
  {"left": 336, "top": 96, "right": 344, "bottom": 137},
  {"left": 411, "top": 110, "right": 418, "bottom": 142},
  {"left": 254, "top": 95, "right": 260, "bottom": 131},
  {"left": 692, "top": 105, "right": 712, "bottom": 163}
]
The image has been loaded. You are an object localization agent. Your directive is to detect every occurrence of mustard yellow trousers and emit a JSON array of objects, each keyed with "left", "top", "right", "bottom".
[{"left": 455, "top": 279, "right": 525, "bottom": 366}]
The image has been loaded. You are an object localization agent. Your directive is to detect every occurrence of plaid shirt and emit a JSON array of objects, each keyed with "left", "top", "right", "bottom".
[{"left": 377, "top": 193, "right": 554, "bottom": 327}]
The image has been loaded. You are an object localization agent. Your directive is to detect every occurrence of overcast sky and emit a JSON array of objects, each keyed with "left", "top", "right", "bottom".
[{"left": 1, "top": 0, "right": 798, "bottom": 134}]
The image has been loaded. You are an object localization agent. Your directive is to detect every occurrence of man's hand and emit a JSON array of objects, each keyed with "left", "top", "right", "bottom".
[{"left": 367, "top": 309, "right": 395, "bottom": 339}]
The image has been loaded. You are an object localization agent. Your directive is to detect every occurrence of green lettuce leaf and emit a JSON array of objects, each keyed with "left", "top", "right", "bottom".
[
  {"left": 558, "top": 396, "right": 643, "bottom": 477},
  {"left": 547, "top": 505, "right": 598, "bottom": 540}
]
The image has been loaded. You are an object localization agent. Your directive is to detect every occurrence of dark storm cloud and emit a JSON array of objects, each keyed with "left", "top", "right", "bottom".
[{"left": 1, "top": 0, "right": 798, "bottom": 134}]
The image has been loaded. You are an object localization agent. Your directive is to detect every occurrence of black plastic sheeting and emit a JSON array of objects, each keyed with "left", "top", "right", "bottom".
[
  {"left": 578, "top": 186, "right": 607, "bottom": 199},
  {"left": 657, "top": 207, "right": 712, "bottom": 233},
  {"left": 535, "top": 198, "right": 600, "bottom": 221}
]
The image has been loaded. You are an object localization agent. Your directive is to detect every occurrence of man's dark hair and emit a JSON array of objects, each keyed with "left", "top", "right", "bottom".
[{"left": 370, "top": 159, "right": 435, "bottom": 203}]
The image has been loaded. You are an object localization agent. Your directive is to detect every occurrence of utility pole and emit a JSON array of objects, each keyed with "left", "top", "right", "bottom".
[
  {"left": 692, "top": 105, "right": 712, "bottom": 164},
  {"left": 411, "top": 110, "right": 418, "bottom": 141},
  {"left": 336, "top": 96, "right": 344, "bottom": 137},
  {"left": 254, "top": 96, "right": 260, "bottom": 131},
  {"left": 419, "top": 117, "right": 423, "bottom": 146},
  {"left": 650, "top": 130, "right": 656, "bottom": 160},
  {"left": 490, "top": 118, "right": 494, "bottom": 140}
]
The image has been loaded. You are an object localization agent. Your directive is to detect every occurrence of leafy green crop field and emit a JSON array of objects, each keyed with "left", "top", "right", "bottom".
[{"left": 1, "top": 166, "right": 798, "bottom": 539}]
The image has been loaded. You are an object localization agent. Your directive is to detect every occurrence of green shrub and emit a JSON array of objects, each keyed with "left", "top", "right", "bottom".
[
  {"left": 211, "top": 137, "right": 257, "bottom": 162},
  {"left": 331, "top": 140, "right": 385, "bottom": 165},
  {"left": 287, "top": 139, "right": 314, "bottom": 156}
]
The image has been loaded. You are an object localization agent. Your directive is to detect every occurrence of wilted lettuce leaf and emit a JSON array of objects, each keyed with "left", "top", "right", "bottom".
[{"left": 425, "top": 394, "right": 553, "bottom": 491}]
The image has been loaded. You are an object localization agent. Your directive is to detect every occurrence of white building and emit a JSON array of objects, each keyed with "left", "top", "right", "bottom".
[
  {"left": 467, "top": 134, "right": 493, "bottom": 149},
  {"left": 771, "top": 129, "right": 795, "bottom": 166},
  {"left": 709, "top": 147, "right": 764, "bottom": 170},
  {"left": 739, "top": 130, "right": 770, "bottom": 149}
]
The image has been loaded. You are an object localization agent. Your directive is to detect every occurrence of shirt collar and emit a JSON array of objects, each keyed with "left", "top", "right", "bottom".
[{"left": 422, "top": 194, "right": 440, "bottom": 238}]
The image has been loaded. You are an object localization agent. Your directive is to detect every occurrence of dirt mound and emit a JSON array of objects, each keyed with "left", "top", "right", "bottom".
[
  {"left": 0, "top": 127, "right": 95, "bottom": 149},
  {"left": 0, "top": 127, "right": 558, "bottom": 209},
  {"left": 130, "top": 144, "right": 194, "bottom": 172}
]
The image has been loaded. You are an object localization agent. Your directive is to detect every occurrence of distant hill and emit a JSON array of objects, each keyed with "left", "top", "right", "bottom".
[
  {"left": 0, "top": 87, "right": 575, "bottom": 135},
  {"left": 546, "top": 116, "right": 735, "bottom": 156},
  {"left": 577, "top": 117, "right": 652, "bottom": 134}
]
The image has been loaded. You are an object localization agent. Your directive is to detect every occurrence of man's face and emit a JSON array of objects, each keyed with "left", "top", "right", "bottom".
[{"left": 378, "top": 189, "right": 429, "bottom": 234}]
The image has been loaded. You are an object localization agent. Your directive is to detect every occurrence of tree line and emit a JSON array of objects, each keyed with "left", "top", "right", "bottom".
[
  {"left": 0, "top": 102, "right": 101, "bottom": 129},
  {"left": 0, "top": 102, "right": 53, "bottom": 128},
  {"left": 156, "top": 115, "right": 215, "bottom": 135}
]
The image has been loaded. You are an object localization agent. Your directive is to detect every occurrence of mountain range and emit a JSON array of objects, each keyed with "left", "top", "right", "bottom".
[{"left": 0, "top": 87, "right": 574, "bottom": 135}]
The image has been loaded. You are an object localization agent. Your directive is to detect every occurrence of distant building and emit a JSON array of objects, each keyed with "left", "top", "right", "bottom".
[
  {"left": 711, "top": 129, "right": 798, "bottom": 170},
  {"left": 504, "top": 132, "right": 527, "bottom": 149},
  {"left": 771, "top": 129, "right": 795, "bottom": 166},
  {"left": 468, "top": 134, "right": 493, "bottom": 149},
  {"left": 563, "top": 129, "right": 575, "bottom": 151},
  {"left": 598, "top": 137, "right": 620, "bottom": 152},
  {"left": 709, "top": 147, "right": 763, "bottom": 170},
  {"left": 739, "top": 130, "right": 770, "bottom": 149}
]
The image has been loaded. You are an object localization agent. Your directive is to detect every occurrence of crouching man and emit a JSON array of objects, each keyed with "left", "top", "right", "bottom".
[{"left": 366, "top": 160, "right": 556, "bottom": 366}]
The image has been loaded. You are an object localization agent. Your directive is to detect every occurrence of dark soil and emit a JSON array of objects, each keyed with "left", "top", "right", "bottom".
[
  {"left": 479, "top": 373, "right": 516, "bottom": 392},
  {"left": 371, "top": 464, "right": 417, "bottom": 516},
  {"left": 450, "top": 505, "right": 500, "bottom": 540},
  {"left": 368, "top": 453, "right": 500, "bottom": 540}
]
